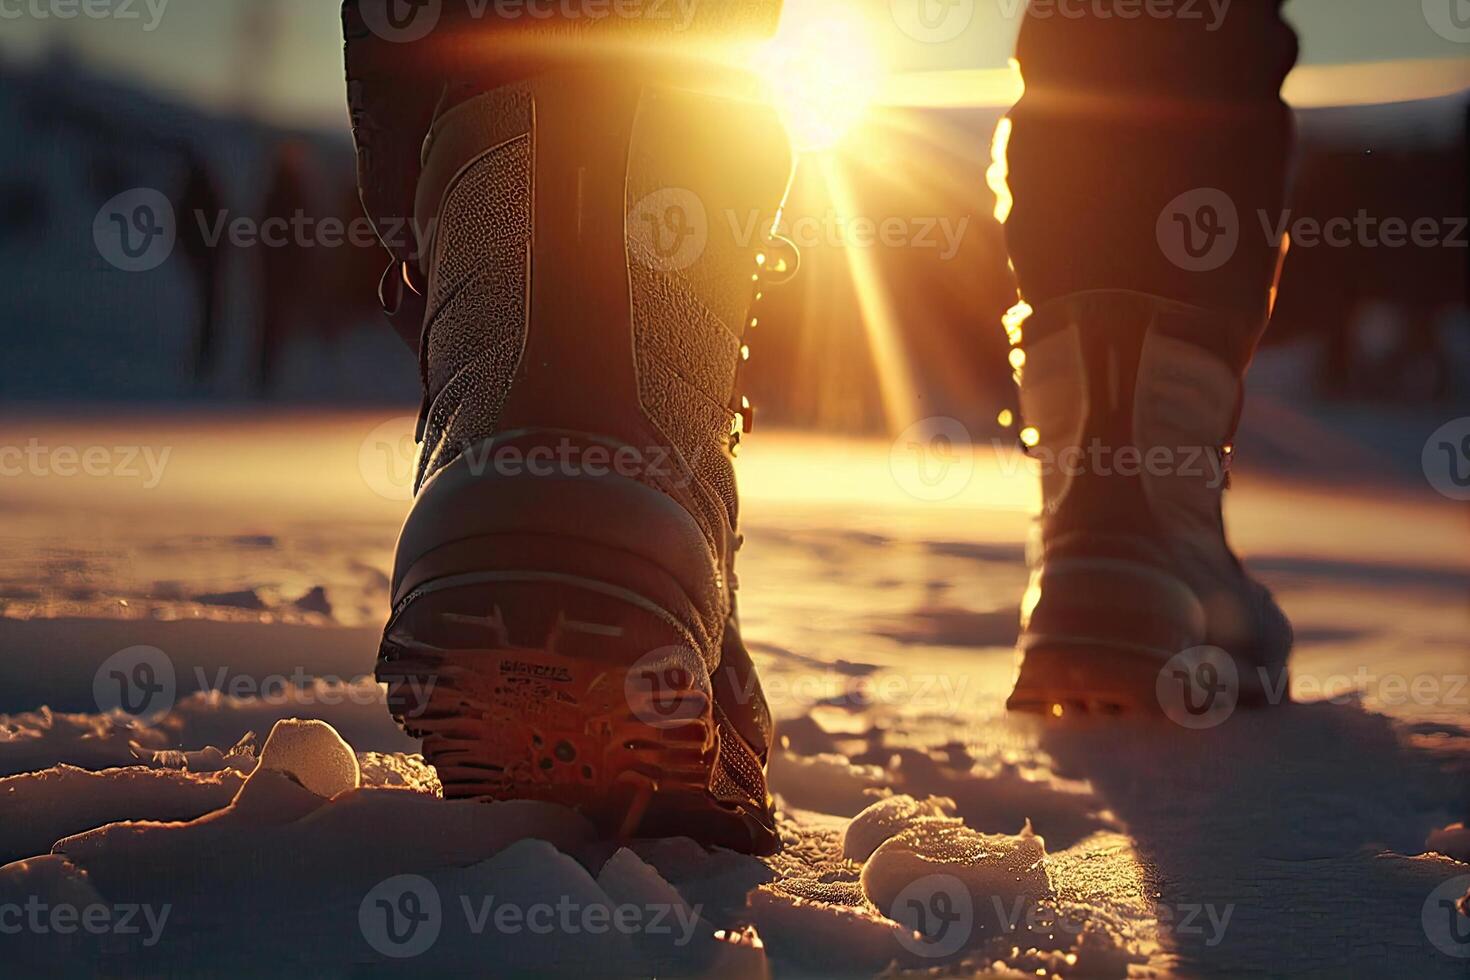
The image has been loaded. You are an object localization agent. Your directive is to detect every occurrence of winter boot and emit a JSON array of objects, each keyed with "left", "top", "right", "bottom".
[
  {"left": 347, "top": 11, "right": 794, "bottom": 852},
  {"left": 1005, "top": 290, "right": 1292, "bottom": 717}
]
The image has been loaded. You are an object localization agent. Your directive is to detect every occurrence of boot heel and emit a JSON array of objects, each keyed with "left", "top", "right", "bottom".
[
  {"left": 378, "top": 575, "right": 776, "bottom": 851},
  {"left": 1009, "top": 558, "right": 1207, "bottom": 715}
]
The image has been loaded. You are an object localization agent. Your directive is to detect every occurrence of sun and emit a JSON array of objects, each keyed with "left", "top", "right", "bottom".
[{"left": 757, "top": 3, "right": 883, "bottom": 153}]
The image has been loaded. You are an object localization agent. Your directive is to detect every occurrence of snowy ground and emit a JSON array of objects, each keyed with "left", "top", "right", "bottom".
[{"left": 0, "top": 408, "right": 1466, "bottom": 978}]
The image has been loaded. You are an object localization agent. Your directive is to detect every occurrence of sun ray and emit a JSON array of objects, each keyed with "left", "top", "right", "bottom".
[{"left": 819, "top": 155, "right": 921, "bottom": 433}]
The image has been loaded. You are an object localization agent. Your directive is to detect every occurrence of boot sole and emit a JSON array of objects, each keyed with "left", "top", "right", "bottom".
[
  {"left": 1007, "top": 558, "right": 1287, "bottom": 718},
  {"left": 379, "top": 572, "right": 779, "bottom": 853},
  {"left": 1006, "top": 640, "right": 1285, "bottom": 718}
]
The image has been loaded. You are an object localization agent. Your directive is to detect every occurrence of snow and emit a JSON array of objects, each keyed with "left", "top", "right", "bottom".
[{"left": 0, "top": 415, "right": 1466, "bottom": 976}]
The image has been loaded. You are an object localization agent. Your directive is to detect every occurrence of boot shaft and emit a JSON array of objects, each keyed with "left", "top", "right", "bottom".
[
  {"left": 409, "top": 65, "right": 792, "bottom": 512},
  {"left": 1017, "top": 291, "right": 1258, "bottom": 564}
]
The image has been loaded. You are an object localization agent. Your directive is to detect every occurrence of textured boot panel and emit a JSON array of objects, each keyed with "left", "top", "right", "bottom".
[
  {"left": 626, "top": 86, "right": 792, "bottom": 532},
  {"left": 419, "top": 131, "right": 534, "bottom": 488}
]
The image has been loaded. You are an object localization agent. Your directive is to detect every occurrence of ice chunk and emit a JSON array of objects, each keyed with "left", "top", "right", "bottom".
[
  {"left": 1426, "top": 822, "right": 1470, "bottom": 862},
  {"left": 842, "top": 794, "right": 960, "bottom": 862},
  {"left": 254, "top": 718, "right": 360, "bottom": 798},
  {"left": 861, "top": 819, "right": 1050, "bottom": 956},
  {"left": 357, "top": 751, "right": 441, "bottom": 793},
  {"left": 135, "top": 731, "right": 257, "bottom": 773}
]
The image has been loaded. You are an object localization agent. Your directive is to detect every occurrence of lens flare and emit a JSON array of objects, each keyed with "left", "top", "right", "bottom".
[{"left": 759, "top": 4, "right": 882, "bottom": 153}]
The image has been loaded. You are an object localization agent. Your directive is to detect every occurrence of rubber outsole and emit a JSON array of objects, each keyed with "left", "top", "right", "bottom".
[
  {"left": 1006, "top": 640, "right": 1286, "bottom": 718},
  {"left": 378, "top": 573, "right": 779, "bottom": 853}
]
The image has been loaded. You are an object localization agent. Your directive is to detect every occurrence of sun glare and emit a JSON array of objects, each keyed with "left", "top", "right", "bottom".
[{"left": 759, "top": 4, "right": 883, "bottom": 153}]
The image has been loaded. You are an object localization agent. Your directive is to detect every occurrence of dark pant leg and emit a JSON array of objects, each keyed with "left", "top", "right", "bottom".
[{"left": 1005, "top": 1, "right": 1299, "bottom": 321}]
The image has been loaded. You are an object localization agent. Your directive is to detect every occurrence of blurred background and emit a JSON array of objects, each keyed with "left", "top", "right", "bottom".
[{"left": 0, "top": 0, "right": 1465, "bottom": 437}]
